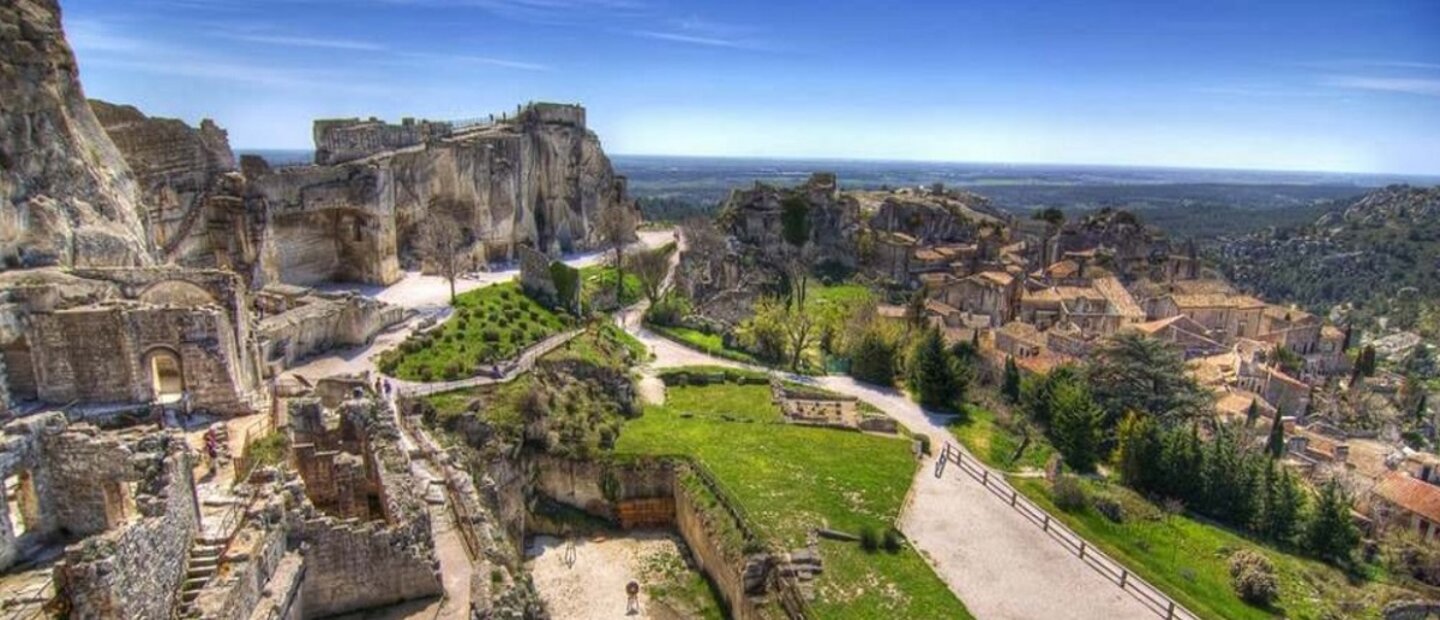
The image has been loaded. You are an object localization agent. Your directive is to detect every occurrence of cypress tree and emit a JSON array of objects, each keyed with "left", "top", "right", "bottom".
[
  {"left": 1416, "top": 394, "right": 1429, "bottom": 423},
  {"left": 1305, "top": 479, "right": 1360, "bottom": 564},
  {"left": 1002, "top": 356, "right": 1022, "bottom": 404},
  {"left": 1266, "top": 406, "right": 1286, "bottom": 459},
  {"left": 1245, "top": 399, "right": 1261, "bottom": 427}
]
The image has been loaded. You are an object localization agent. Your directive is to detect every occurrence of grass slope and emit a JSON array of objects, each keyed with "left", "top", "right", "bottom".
[
  {"left": 381, "top": 282, "right": 569, "bottom": 381},
  {"left": 1014, "top": 477, "right": 1424, "bottom": 620},
  {"left": 613, "top": 379, "right": 971, "bottom": 619}
]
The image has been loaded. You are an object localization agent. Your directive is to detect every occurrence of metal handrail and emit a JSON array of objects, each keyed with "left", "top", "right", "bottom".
[{"left": 937, "top": 442, "right": 1200, "bottom": 620}]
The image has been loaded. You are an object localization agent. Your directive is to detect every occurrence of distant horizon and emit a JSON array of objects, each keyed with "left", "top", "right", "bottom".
[{"left": 234, "top": 148, "right": 1440, "bottom": 184}]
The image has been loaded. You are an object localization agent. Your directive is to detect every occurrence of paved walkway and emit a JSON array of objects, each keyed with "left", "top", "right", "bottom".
[{"left": 627, "top": 325, "right": 1154, "bottom": 620}]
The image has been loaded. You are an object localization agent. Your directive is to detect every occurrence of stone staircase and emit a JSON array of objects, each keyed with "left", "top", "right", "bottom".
[{"left": 175, "top": 534, "right": 227, "bottom": 618}]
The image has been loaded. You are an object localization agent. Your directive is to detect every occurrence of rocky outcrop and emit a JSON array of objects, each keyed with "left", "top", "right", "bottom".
[
  {"left": 89, "top": 100, "right": 270, "bottom": 282},
  {"left": 0, "top": 0, "right": 153, "bottom": 269},
  {"left": 864, "top": 188, "right": 1001, "bottom": 244},
  {"left": 247, "top": 103, "right": 632, "bottom": 286},
  {"left": 719, "top": 172, "right": 861, "bottom": 267}
]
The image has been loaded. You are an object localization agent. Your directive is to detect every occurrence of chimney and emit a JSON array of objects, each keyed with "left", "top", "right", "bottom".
[{"left": 1333, "top": 444, "right": 1349, "bottom": 464}]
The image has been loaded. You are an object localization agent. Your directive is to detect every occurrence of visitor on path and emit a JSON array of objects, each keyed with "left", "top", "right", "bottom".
[
  {"left": 626, "top": 581, "right": 640, "bottom": 615},
  {"left": 204, "top": 428, "right": 219, "bottom": 476}
]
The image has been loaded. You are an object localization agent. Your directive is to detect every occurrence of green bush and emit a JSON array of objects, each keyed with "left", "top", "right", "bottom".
[
  {"left": 1052, "top": 475, "right": 1088, "bottom": 513},
  {"left": 859, "top": 525, "right": 881, "bottom": 553},
  {"left": 1093, "top": 494, "right": 1125, "bottom": 523},
  {"left": 482, "top": 328, "right": 501, "bottom": 343}
]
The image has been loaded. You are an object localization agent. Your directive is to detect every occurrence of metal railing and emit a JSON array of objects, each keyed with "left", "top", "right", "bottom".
[{"left": 937, "top": 442, "right": 1200, "bottom": 620}]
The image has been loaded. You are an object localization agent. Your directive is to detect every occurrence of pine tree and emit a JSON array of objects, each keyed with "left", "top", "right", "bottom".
[
  {"left": 1002, "top": 356, "right": 1022, "bottom": 404},
  {"left": 1266, "top": 406, "right": 1286, "bottom": 459},
  {"left": 1270, "top": 467, "right": 1305, "bottom": 544},
  {"left": 849, "top": 328, "right": 898, "bottom": 387},
  {"left": 907, "top": 328, "right": 963, "bottom": 411},
  {"left": 1305, "top": 479, "right": 1360, "bottom": 565},
  {"left": 1050, "top": 380, "right": 1105, "bottom": 472}
]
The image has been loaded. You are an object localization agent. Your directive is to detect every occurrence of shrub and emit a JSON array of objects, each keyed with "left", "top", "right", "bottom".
[
  {"left": 482, "top": 328, "right": 501, "bottom": 343},
  {"left": 859, "top": 525, "right": 880, "bottom": 553},
  {"left": 1052, "top": 475, "right": 1088, "bottom": 513},
  {"left": 443, "top": 360, "right": 465, "bottom": 380},
  {"left": 1093, "top": 494, "right": 1125, "bottom": 523},
  {"left": 883, "top": 528, "right": 903, "bottom": 553},
  {"left": 1227, "top": 549, "right": 1278, "bottom": 606}
]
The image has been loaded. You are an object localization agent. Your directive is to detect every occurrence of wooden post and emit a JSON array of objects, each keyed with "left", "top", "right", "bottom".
[
  {"left": 1043, "top": 515, "right": 1050, "bottom": 531},
  {"left": 1120, "top": 569, "right": 1128, "bottom": 588},
  {"left": 982, "top": 470, "right": 989, "bottom": 485},
  {"left": 1079, "top": 541, "right": 1086, "bottom": 559},
  {"left": 1166, "top": 601, "right": 1175, "bottom": 619},
  {"left": 1010, "top": 489, "right": 1018, "bottom": 506}
]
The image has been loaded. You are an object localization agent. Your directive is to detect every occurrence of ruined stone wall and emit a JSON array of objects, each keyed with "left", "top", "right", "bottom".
[
  {"left": 193, "top": 522, "right": 289, "bottom": 620},
  {"left": 246, "top": 551, "right": 305, "bottom": 620},
  {"left": 288, "top": 501, "right": 440, "bottom": 616},
  {"left": 250, "top": 164, "right": 400, "bottom": 285},
  {"left": 257, "top": 293, "right": 406, "bottom": 368},
  {"left": 55, "top": 434, "right": 200, "bottom": 619},
  {"left": 313, "top": 117, "right": 450, "bottom": 166},
  {"left": 29, "top": 303, "right": 258, "bottom": 414}
]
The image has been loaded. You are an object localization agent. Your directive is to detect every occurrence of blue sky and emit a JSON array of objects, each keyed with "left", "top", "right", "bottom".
[{"left": 62, "top": 0, "right": 1440, "bottom": 175}]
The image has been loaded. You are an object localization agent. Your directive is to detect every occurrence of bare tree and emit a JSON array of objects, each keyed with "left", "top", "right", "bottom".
[
  {"left": 596, "top": 201, "right": 638, "bottom": 301},
  {"left": 420, "top": 213, "right": 465, "bottom": 304},
  {"left": 627, "top": 245, "right": 673, "bottom": 304}
]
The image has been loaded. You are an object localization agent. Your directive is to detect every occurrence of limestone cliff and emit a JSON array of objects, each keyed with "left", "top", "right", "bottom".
[
  {"left": 89, "top": 100, "right": 270, "bottom": 281},
  {"left": 0, "top": 0, "right": 153, "bottom": 269},
  {"left": 248, "top": 103, "right": 632, "bottom": 286}
]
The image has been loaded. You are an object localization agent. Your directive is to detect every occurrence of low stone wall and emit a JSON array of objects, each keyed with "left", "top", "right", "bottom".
[
  {"left": 1385, "top": 600, "right": 1440, "bottom": 620},
  {"left": 289, "top": 515, "right": 441, "bottom": 617},
  {"left": 258, "top": 292, "right": 406, "bottom": 368},
  {"left": 54, "top": 437, "right": 200, "bottom": 619},
  {"left": 246, "top": 551, "right": 306, "bottom": 620}
]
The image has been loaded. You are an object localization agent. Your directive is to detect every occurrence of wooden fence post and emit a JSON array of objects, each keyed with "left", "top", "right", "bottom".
[
  {"left": 982, "top": 469, "right": 989, "bottom": 485},
  {"left": 1043, "top": 514, "right": 1050, "bottom": 531},
  {"left": 1166, "top": 601, "right": 1175, "bottom": 619},
  {"left": 1079, "top": 541, "right": 1086, "bottom": 559},
  {"left": 1120, "top": 569, "right": 1128, "bottom": 588},
  {"left": 1010, "top": 489, "right": 1018, "bottom": 506}
]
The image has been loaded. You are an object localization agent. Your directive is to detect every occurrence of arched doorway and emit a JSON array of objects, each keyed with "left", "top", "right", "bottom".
[{"left": 145, "top": 348, "right": 185, "bottom": 404}]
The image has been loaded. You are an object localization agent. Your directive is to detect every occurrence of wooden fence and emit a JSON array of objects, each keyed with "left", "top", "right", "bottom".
[{"left": 938, "top": 442, "right": 1200, "bottom": 620}]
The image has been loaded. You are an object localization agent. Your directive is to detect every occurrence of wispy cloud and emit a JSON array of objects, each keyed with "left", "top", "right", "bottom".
[
  {"left": 377, "top": 0, "right": 643, "bottom": 23},
  {"left": 1296, "top": 59, "right": 1440, "bottom": 72},
  {"left": 398, "top": 51, "right": 552, "bottom": 71},
  {"left": 221, "top": 33, "right": 386, "bottom": 51},
  {"left": 627, "top": 16, "right": 770, "bottom": 51},
  {"left": 1323, "top": 75, "right": 1440, "bottom": 97},
  {"left": 85, "top": 56, "right": 387, "bottom": 94}
]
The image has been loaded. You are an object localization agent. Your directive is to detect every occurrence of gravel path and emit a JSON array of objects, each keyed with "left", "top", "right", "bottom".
[{"left": 630, "top": 325, "right": 1154, "bottom": 620}]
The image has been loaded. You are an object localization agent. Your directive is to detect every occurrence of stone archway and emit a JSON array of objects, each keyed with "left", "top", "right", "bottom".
[{"left": 144, "top": 347, "right": 185, "bottom": 404}]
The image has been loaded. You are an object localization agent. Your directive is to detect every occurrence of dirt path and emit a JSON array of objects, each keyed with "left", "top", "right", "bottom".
[{"left": 628, "top": 325, "right": 1154, "bottom": 619}]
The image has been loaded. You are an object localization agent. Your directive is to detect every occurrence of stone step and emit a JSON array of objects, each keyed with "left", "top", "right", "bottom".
[{"left": 182, "top": 577, "right": 209, "bottom": 591}]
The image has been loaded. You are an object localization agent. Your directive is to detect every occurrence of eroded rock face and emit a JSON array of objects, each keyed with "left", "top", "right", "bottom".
[
  {"left": 0, "top": 0, "right": 153, "bottom": 269},
  {"left": 89, "top": 100, "right": 269, "bottom": 281},
  {"left": 248, "top": 103, "right": 632, "bottom": 286}
]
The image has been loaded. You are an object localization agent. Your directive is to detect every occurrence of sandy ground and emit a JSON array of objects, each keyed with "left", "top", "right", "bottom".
[
  {"left": 526, "top": 532, "right": 693, "bottom": 620},
  {"left": 629, "top": 323, "right": 1156, "bottom": 620}
]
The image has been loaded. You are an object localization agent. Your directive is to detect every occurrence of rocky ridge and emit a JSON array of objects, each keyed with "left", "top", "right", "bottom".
[{"left": 0, "top": 0, "right": 153, "bottom": 269}]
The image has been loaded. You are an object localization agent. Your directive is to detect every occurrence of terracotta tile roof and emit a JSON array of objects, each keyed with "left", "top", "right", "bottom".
[
  {"left": 977, "top": 271, "right": 1015, "bottom": 287},
  {"left": 1092, "top": 277, "right": 1145, "bottom": 319},
  {"left": 1170, "top": 279, "right": 1238, "bottom": 295},
  {"left": 1132, "top": 315, "right": 1185, "bottom": 335},
  {"left": 1374, "top": 472, "right": 1440, "bottom": 523},
  {"left": 1169, "top": 293, "right": 1267, "bottom": 309},
  {"left": 1016, "top": 351, "right": 1074, "bottom": 375},
  {"left": 997, "top": 320, "right": 1043, "bottom": 343},
  {"left": 925, "top": 299, "right": 960, "bottom": 316},
  {"left": 1264, "top": 304, "right": 1318, "bottom": 324}
]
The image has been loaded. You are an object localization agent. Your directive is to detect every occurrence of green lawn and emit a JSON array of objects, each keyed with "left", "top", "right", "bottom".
[
  {"left": 379, "top": 281, "right": 569, "bottom": 381},
  {"left": 808, "top": 282, "right": 873, "bottom": 307},
  {"left": 581, "top": 264, "right": 644, "bottom": 308},
  {"left": 1013, "top": 477, "right": 1427, "bottom": 620},
  {"left": 613, "top": 377, "right": 971, "bottom": 619},
  {"left": 947, "top": 404, "right": 1054, "bottom": 473}
]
